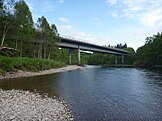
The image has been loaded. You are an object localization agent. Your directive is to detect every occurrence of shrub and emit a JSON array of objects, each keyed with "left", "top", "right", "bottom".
[{"left": 0, "top": 56, "right": 66, "bottom": 74}]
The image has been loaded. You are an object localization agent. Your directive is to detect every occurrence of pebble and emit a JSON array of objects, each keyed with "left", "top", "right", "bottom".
[{"left": 0, "top": 89, "right": 73, "bottom": 121}]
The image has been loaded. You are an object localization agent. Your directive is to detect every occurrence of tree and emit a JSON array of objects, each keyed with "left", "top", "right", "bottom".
[
  {"left": 14, "top": 0, "right": 34, "bottom": 56},
  {"left": 0, "top": 0, "right": 3, "bottom": 38},
  {"left": 1, "top": 0, "right": 16, "bottom": 46},
  {"left": 47, "top": 24, "right": 59, "bottom": 59},
  {"left": 0, "top": 0, "right": 3, "bottom": 10},
  {"left": 36, "top": 16, "right": 50, "bottom": 58},
  {"left": 136, "top": 32, "right": 162, "bottom": 66},
  {"left": 124, "top": 47, "right": 136, "bottom": 64},
  {"left": 123, "top": 43, "right": 127, "bottom": 48},
  {"left": 35, "top": 16, "right": 59, "bottom": 59}
]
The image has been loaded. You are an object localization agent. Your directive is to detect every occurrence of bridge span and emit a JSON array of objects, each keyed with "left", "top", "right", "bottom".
[{"left": 57, "top": 36, "right": 128, "bottom": 65}]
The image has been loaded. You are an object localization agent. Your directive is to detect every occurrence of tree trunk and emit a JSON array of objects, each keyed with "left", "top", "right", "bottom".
[
  {"left": 1, "top": 19, "right": 16, "bottom": 46},
  {"left": 15, "top": 36, "right": 18, "bottom": 49},
  {"left": 48, "top": 50, "right": 51, "bottom": 60},
  {"left": 20, "top": 40, "right": 22, "bottom": 56},
  {"left": 38, "top": 43, "right": 42, "bottom": 58},
  {"left": 44, "top": 44, "right": 47, "bottom": 59},
  {"left": 33, "top": 42, "right": 36, "bottom": 58},
  {"left": 1, "top": 34, "right": 6, "bottom": 46}
]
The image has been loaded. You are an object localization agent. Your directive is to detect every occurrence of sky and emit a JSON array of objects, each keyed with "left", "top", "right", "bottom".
[{"left": 25, "top": 0, "right": 162, "bottom": 50}]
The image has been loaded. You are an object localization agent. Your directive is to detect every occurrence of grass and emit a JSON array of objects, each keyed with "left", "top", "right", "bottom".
[{"left": 0, "top": 56, "right": 66, "bottom": 75}]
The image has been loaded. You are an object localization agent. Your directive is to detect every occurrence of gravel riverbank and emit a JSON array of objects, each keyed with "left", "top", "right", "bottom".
[
  {"left": 0, "top": 89, "right": 73, "bottom": 121},
  {"left": 0, "top": 65, "right": 82, "bottom": 80}
]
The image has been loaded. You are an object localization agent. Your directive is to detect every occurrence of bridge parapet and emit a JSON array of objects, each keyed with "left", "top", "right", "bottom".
[
  {"left": 59, "top": 35, "right": 128, "bottom": 54},
  {"left": 60, "top": 35, "right": 99, "bottom": 46},
  {"left": 58, "top": 35, "right": 128, "bottom": 65}
]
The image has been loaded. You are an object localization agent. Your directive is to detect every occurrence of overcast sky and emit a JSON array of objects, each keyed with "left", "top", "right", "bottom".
[{"left": 25, "top": 0, "right": 162, "bottom": 50}]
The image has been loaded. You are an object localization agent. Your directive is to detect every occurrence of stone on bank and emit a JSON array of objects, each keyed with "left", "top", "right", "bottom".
[{"left": 0, "top": 89, "right": 73, "bottom": 121}]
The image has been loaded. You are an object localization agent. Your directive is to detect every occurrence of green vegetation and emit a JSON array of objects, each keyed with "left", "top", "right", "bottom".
[
  {"left": 124, "top": 47, "right": 136, "bottom": 65},
  {"left": 0, "top": 0, "right": 67, "bottom": 75},
  {"left": 0, "top": 56, "right": 65, "bottom": 75},
  {"left": 0, "top": 0, "right": 60, "bottom": 59},
  {"left": 87, "top": 32, "right": 162, "bottom": 67},
  {"left": 136, "top": 32, "right": 162, "bottom": 66},
  {"left": 0, "top": 0, "right": 162, "bottom": 75},
  {"left": 88, "top": 44, "right": 136, "bottom": 65}
]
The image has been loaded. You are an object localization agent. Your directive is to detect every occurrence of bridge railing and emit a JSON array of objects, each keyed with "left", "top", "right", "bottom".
[
  {"left": 60, "top": 35, "right": 102, "bottom": 47},
  {"left": 60, "top": 35, "right": 128, "bottom": 53}
]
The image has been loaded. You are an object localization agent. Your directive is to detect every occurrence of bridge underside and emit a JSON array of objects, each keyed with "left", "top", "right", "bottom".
[{"left": 58, "top": 42, "right": 127, "bottom": 65}]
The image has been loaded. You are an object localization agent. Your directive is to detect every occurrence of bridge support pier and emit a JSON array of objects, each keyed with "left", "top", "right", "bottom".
[
  {"left": 69, "top": 49, "right": 72, "bottom": 65},
  {"left": 122, "top": 55, "right": 124, "bottom": 64},
  {"left": 115, "top": 56, "right": 118, "bottom": 64},
  {"left": 78, "top": 45, "right": 80, "bottom": 65}
]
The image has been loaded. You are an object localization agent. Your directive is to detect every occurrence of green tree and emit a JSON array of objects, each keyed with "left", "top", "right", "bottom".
[
  {"left": 14, "top": 0, "right": 34, "bottom": 56},
  {"left": 0, "top": 0, "right": 16, "bottom": 46},
  {"left": 0, "top": 0, "right": 3, "bottom": 10},
  {"left": 47, "top": 24, "right": 59, "bottom": 59},
  {"left": 0, "top": 0, "right": 3, "bottom": 39},
  {"left": 124, "top": 47, "right": 136, "bottom": 64},
  {"left": 35, "top": 16, "right": 59, "bottom": 59},
  {"left": 136, "top": 32, "right": 162, "bottom": 66},
  {"left": 36, "top": 16, "right": 51, "bottom": 58}
]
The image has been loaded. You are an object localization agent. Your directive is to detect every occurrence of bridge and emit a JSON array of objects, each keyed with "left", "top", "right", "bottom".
[{"left": 57, "top": 36, "right": 128, "bottom": 65}]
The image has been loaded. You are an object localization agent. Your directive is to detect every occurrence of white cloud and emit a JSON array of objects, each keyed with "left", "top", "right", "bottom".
[
  {"left": 111, "top": 12, "right": 119, "bottom": 18},
  {"left": 58, "top": 25, "right": 98, "bottom": 44},
  {"left": 58, "top": 25, "right": 72, "bottom": 32},
  {"left": 59, "top": 0, "right": 64, "bottom": 4},
  {"left": 94, "top": 17, "right": 103, "bottom": 28},
  {"left": 41, "top": 1, "right": 54, "bottom": 13},
  {"left": 106, "top": 0, "right": 118, "bottom": 6},
  {"left": 65, "top": 31, "right": 112, "bottom": 46},
  {"left": 71, "top": 31, "right": 95, "bottom": 43},
  {"left": 139, "top": 9, "right": 162, "bottom": 27},
  {"left": 109, "top": 0, "right": 162, "bottom": 27},
  {"left": 59, "top": 17, "right": 69, "bottom": 23},
  {"left": 112, "top": 26, "right": 158, "bottom": 50}
]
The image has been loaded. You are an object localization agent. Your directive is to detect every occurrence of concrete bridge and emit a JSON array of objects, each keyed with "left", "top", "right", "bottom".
[{"left": 57, "top": 36, "right": 128, "bottom": 65}]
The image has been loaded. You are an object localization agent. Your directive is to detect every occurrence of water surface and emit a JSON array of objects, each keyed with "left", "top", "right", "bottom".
[{"left": 0, "top": 66, "right": 162, "bottom": 121}]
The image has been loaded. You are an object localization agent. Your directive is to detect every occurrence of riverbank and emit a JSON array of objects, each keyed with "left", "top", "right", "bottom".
[
  {"left": 0, "top": 65, "right": 82, "bottom": 80},
  {"left": 103, "top": 64, "right": 162, "bottom": 68},
  {"left": 0, "top": 56, "right": 66, "bottom": 75},
  {"left": 0, "top": 89, "right": 73, "bottom": 121},
  {"left": 103, "top": 64, "right": 135, "bottom": 68}
]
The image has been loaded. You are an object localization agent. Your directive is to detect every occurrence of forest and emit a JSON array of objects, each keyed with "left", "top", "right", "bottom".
[
  {"left": 136, "top": 32, "right": 162, "bottom": 66},
  {"left": 0, "top": 0, "right": 162, "bottom": 74},
  {"left": 88, "top": 32, "right": 162, "bottom": 66},
  {"left": 0, "top": 0, "right": 63, "bottom": 59}
]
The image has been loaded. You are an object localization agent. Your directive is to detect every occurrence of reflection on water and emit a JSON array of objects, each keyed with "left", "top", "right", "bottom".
[
  {"left": 0, "top": 66, "right": 162, "bottom": 121},
  {"left": 0, "top": 74, "right": 60, "bottom": 97}
]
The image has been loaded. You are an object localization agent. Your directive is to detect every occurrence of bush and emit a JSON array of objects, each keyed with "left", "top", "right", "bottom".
[{"left": 0, "top": 56, "right": 66, "bottom": 74}]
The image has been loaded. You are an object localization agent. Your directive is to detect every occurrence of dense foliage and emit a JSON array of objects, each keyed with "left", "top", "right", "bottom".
[
  {"left": 0, "top": 56, "right": 65, "bottom": 75},
  {"left": 0, "top": 0, "right": 60, "bottom": 60},
  {"left": 88, "top": 46, "right": 136, "bottom": 65},
  {"left": 136, "top": 32, "right": 162, "bottom": 66},
  {"left": 0, "top": 0, "right": 161, "bottom": 69}
]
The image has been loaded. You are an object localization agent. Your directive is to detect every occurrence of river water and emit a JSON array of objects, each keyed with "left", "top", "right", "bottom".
[{"left": 0, "top": 66, "right": 162, "bottom": 121}]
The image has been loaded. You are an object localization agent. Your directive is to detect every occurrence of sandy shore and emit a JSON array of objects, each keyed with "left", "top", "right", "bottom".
[{"left": 0, "top": 65, "right": 83, "bottom": 80}]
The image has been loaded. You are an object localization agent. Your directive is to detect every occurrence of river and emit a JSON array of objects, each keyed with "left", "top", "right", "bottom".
[{"left": 0, "top": 66, "right": 162, "bottom": 121}]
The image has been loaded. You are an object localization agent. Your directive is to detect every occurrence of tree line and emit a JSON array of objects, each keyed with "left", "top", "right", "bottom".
[
  {"left": 0, "top": 0, "right": 66, "bottom": 61},
  {"left": 136, "top": 32, "right": 162, "bottom": 66},
  {"left": 88, "top": 32, "right": 162, "bottom": 66},
  {"left": 87, "top": 45, "right": 135, "bottom": 65},
  {"left": 0, "top": 0, "right": 161, "bottom": 66}
]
